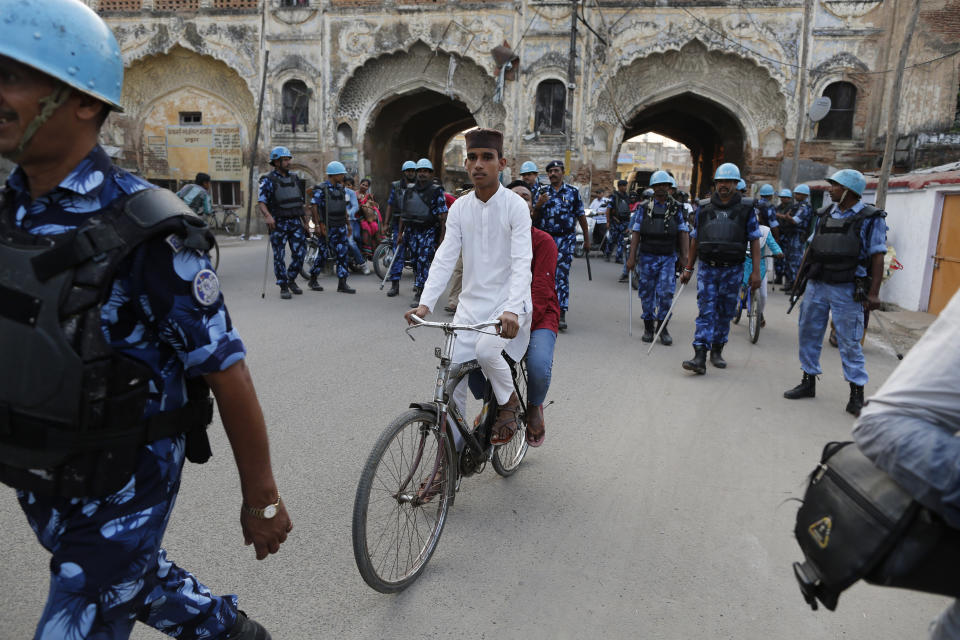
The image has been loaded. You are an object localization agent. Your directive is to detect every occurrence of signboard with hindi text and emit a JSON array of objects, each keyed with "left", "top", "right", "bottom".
[{"left": 164, "top": 125, "right": 243, "bottom": 181}]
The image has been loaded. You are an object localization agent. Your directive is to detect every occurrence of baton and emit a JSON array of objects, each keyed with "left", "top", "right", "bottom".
[
  {"left": 647, "top": 282, "right": 686, "bottom": 355},
  {"left": 260, "top": 234, "right": 271, "bottom": 298},
  {"left": 871, "top": 311, "right": 904, "bottom": 360},
  {"left": 627, "top": 267, "right": 633, "bottom": 336},
  {"left": 585, "top": 247, "right": 592, "bottom": 281}
]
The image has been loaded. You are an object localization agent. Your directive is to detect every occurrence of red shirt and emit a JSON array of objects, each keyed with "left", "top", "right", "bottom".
[{"left": 531, "top": 227, "right": 561, "bottom": 333}]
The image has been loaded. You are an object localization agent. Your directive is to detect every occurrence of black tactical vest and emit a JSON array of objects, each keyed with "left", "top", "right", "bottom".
[
  {"left": 609, "top": 191, "right": 631, "bottom": 222},
  {"left": 697, "top": 198, "right": 753, "bottom": 266},
  {"left": 324, "top": 185, "right": 348, "bottom": 227},
  {"left": 401, "top": 185, "right": 439, "bottom": 227},
  {"left": 0, "top": 188, "right": 216, "bottom": 498},
  {"left": 269, "top": 172, "right": 304, "bottom": 217},
  {"left": 639, "top": 198, "right": 681, "bottom": 256},
  {"left": 809, "top": 205, "right": 883, "bottom": 284}
]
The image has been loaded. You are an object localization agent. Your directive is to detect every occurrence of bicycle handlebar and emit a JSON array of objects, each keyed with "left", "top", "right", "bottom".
[{"left": 405, "top": 315, "right": 501, "bottom": 341}]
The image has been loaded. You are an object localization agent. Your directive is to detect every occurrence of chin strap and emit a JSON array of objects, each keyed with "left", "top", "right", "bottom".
[{"left": 2, "top": 84, "right": 72, "bottom": 162}]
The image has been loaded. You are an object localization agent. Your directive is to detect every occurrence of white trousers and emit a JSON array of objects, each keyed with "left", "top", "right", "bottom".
[{"left": 449, "top": 330, "right": 515, "bottom": 451}]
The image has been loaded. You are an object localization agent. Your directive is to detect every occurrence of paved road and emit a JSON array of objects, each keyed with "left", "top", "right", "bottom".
[{"left": 1, "top": 239, "right": 947, "bottom": 639}]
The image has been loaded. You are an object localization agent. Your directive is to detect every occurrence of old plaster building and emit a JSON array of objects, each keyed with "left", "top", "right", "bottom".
[{"left": 85, "top": 0, "right": 959, "bottom": 206}]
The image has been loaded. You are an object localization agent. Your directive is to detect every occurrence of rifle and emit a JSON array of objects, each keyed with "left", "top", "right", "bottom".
[{"left": 787, "top": 250, "right": 811, "bottom": 314}]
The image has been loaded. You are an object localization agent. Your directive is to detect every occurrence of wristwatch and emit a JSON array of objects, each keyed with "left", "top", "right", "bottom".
[{"left": 243, "top": 495, "right": 281, "bottom": 520}]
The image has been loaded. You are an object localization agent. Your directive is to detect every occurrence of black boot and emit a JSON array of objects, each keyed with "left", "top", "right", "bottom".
[
  {"left": 386, "top": 280, "right": 400, "bottom": 297},
  {"left": 279, "top": 283, "right": 292, "bottom": 300},
  {"left": 225, "top": 610, "right": 272, "bottom": 640},
  {"left": 308, "top": 277, "right": 323, "bottom": 292},
  {"left": 558, "top": 311, "right": 567, "bottom": 331},
  {"left": 682, "top": 347, "right": 707, "bottom": 374},
  {"left": 410, "top": 291, "right": 421, "bottom": 309},
  {"left": 641, "top": 319, "right": 655, "bottom": 343},
  {"left": 287, "top": 280, "right": 303, "bottom": 295},
  {"left": 337, "top": 277, "right": 356, "bottom": 294},
  {"left": 709, "top": 343, "right": 727, "bottom": 369},
  {"left": 783, "top": 371, "right": 816, "bottom": 399},
  {"left": 658, "top": 320, "right": 672, "bottom": 346},
  {"left": 846, "top": 382, "right": 865, "bottom": 416}
]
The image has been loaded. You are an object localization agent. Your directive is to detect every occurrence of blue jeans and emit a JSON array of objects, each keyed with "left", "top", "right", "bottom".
[
  {"left": 798, "top": 280, "right": 867, "bottom": 385},
  {"left": 346, "top": 221, "right": 364, "bottom": 264},
  {"left": 526, "top": 328, "right": 557, "bottom": 407}
]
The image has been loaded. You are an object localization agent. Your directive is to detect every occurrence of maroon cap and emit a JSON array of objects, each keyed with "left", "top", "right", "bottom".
[{"left": 464, "top": 127, "right": 504, "bottom": 155}]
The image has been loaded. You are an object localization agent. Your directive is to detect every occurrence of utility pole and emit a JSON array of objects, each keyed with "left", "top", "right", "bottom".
[
  {"left": 789, "top": 0, "right": 815, "bottom": 189},
  {"left": 243, "top": 48, "right": 269, "bottom": 239},
  {"left": 875, "top": 0, "right": 921, "bottom": 209},
  {"left": 564, "top": 0, "right": 578, "bottom": 174}
]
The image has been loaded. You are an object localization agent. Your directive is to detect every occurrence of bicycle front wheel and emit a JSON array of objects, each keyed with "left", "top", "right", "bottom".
[
  {"left": 492, "top": 359, "right": 529, "bottom": 477},
  {"left": 748, "top": 290, "right": 761, "bottom": 343},
  {"left": 373, "top": 243, "right": 393, "bottom": 280},
  {"left": 300, "top": 241, "right": 320, "bottom": 280},
  {"left": 352, "top": 409, "right": 455, "bottom": 593},
  {"left": 222, "top": 213, "right": 240, "bottom": 235}
]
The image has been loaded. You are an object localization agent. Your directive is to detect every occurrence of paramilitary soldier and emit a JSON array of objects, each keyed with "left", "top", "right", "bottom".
[
  {"left": 520, "top": 160, "right": 542, "bottom": 201},
  {"left": 783, "top": 169, "right": 888, "bottom": 416},
  {"left": 606, "top": 179, "right": 632, "bottom": 266},
  {"left": 310, "top": 160, "right": 357, "bottom": 294},
  {"left": 626, "top": 170, "right": 690, "bottom": 346},
  {"left": 755, "top": 184, "right": 782, "bottom": 283},
  {"left": 679, "top": 163, "right": 762, "bottom": 374},
  {"left": 386, "top": 158, "right": 448, "bottom": 306},
  {"left": 0, "top": 1, "right": 291, "bottom": 637},
  {"left": 384, "top": 159, "right": 417, "bottom": 247},
  {"left": 776, "top": 183, "right": 813, "bottom": 293},
  {"left": 533, "top": 159, "right": 589, "bottom": 331},
  {"left": 259, "top": 145, "right": 309, "bottom": 299}
]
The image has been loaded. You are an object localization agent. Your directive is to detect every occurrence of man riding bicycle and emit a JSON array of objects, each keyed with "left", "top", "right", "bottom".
[
  {"left": 176, "top": 172, "right": 213, "bottom": 218},
  {"left": 405, "top": 128, "right": 532, "bottom": 448}
]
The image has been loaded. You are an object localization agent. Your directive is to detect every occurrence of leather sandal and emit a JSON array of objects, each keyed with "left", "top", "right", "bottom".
[
  {"left": 525, "top": 404, "right": 545, "bottom": 448},
  {"left": 490, "top": 392, "right": 521, "bottom": 445}
]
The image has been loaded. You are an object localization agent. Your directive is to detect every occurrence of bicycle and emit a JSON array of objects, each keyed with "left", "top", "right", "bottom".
[
  {"left": 733, "top": 283, "right": 761, "bottom": 343},
  {"left": 352, "top": 316, "right": 529, "bottom": 593}
]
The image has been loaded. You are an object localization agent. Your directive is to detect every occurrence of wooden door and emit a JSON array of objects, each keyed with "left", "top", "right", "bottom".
[{"left": 929, "top": 194, "right": 960, "bottom": 314}]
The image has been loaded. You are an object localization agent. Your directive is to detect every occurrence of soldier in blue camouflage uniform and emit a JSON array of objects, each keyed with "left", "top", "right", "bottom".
[
  {"left": 776, "top": 183, "right": 813, "bottom": 292},
  {"left": 626, "top": 171, "right": 690, "bottom": 346},
  {"left": 754, "top": 184, "right": 782, "bottom": 284},
  {"left": 533, "top": 159, "right": 589, "bottom": 331},
  {"left": 310, "top": 161, "right": 356, "bottom": 294},
  {"left": 520, "top": 160, "right": 542, "bottom": 202},
  {"left": 679, "top": 163, "right": 762, "bottom": 374},
  {"left": 606, "top": 179, "right": 632, "bottom": 265},
  {"left": 386, "top": 158, "right": 448, "bottom": 306},
  {"left": 384, "top": 160, "right": 417, "bottom": 247},
  {"left": 258, "top": 146, "right": 308, "bottom": 299},
  {"left": 0, "top": 3, "right": 289, "bottom": 637}
]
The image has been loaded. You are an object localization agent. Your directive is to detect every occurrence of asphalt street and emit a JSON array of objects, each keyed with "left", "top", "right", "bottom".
[{"left": 0, "top": 238, "right": 947, "bottom": 639}]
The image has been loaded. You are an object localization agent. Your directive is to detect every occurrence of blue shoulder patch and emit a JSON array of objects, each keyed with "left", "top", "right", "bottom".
[{"left": 192, "top": 269, "right": 221, "bottom": 306}]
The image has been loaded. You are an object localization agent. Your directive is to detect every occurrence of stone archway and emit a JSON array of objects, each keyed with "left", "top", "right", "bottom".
[
  {"left": 602, "top": 40, "right": 786, "bottom": 196},
  {"left": 335, "top": 42, "right": 504, "bottom": 198}
]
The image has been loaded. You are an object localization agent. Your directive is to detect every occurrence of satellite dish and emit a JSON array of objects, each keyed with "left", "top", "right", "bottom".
[{"left": 808, "top": 97, "right": 832, "bottom": 122}]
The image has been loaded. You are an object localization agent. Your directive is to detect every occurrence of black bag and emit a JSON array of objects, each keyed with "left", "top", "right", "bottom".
[{"left": 793, "top": 441, "right": 960, "bottom": 611}]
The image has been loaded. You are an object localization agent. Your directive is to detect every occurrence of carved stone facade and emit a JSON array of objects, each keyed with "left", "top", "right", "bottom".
[{"left": 86, "top": 0, "right": 960, "bottom": 202}]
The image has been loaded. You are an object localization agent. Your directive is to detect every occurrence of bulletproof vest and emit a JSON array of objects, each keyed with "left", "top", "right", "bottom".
[
  {"left": 809, "top": 205, "right": 882, "bottom": 284},
  {"left": 269, "top": 172, "right": 304, "bottom": 217},
  {"left": 755, "top": 200, "right": 773, "bottom": 227},
  {"left": 0, "top": 188, "right": 216, "bottom": 498},
  {"left": 697, "top": 198, "right": 753, "bottom": 265},
  {"left": 610, "top": 192, "right": 631, "bottom": 221},
  {"left": 639, "top": 199, "right": 680, "bottom": 256},
  {"left": 401, "top": 185, "right": 439, "bottom": 227},
  {"left": 324, "top": 184, "right": 348, "bottom": 227}
]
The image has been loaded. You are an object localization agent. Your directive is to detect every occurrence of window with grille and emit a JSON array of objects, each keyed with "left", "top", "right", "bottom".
[
  {"left": 179, "top": 111, "right": 202, "bottom": 125},
  {"left": 816, "top": 82, "right": 857, "bottom": 140},
  {"left": 212, "top": 181, "right": 242, "bottom": 206},
  {"left": 98, "top": 0, "right": 143, "bottom": 10},
  {"left": 155, "top": 0, "right": 199, "bottom": 9},
  {"left": 280, "top": 0, "right": 310, "bottom": 6},
  {"left": 535, "top": 80, "right": 566, "bottom": 134},
  {"left": 281, "top": 80, "right": 311, "bottom": 132}
]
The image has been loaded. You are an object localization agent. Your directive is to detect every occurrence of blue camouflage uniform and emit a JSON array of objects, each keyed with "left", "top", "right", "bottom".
[
  {"left": 388, "top": 183, "right": 448, "bottom": 289},
  {"left": 780, "top": 199, "right": 812, "bottom": 285},
  {"left": 5, "top": 145, "right": 245, "bottom": 639},
  {"left": 633, "top": 198, "right": 689, "bottom": 322},
  {"left": 690, "top": 200, "right": 761, "bottom": 348},
  {"left": 535, "top": 183, "right": 584, "bottom": 311},
  {"left": 311, "top": 180, "right": 353, "bottom": 279},
  {"left": 386, "top": 180, "right": 410, "bottom": 247},
  {"left": 606, "top": 190, "right": 632, "bottom": 263},
  {"left": 798, "top": 202, "right": 888, "bottom": 386},
  {"left": 259, "top": 170, "right": 307, "bottom": 285}
]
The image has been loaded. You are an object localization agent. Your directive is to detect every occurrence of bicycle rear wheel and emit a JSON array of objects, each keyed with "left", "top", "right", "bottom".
[
  {"left": 492, "top": 359, "right": 529, "bottom": 477},
  {"left": 748, "top": 290, "right": 761, "bottom": 343},
  {"left": 352, "top": 408, "right": 455, "bottom": 593}
]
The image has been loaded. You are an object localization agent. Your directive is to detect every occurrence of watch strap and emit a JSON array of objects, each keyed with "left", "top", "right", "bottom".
[{"left": 242, "top": 494, "right": 281, "bottom": 519}]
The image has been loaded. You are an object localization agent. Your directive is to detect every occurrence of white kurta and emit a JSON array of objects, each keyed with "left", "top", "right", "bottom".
[{"left": 419, "top": 184, "right": 533, "bottom": 365}]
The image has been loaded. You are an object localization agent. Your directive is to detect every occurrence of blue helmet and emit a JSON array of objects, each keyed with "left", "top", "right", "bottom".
[
  {"left": 758, "top": 184, "right": 775, "bottom": 197},
  {"left": 416, "top": 158, "right": 434, "bottom": 171},
  {"left": 779, "top": 188, "right": 793, "bottom": 198},
  {"left": 793, "top": 184, "right": 811, "bottom": 196},
  {"left": 326, "top": 161, "right": 347, "bottom": 175},
  {"left": 714, "top": 163, "right": 741, "bottom": 181},
  {"left": 0, "top": 0, "right": 125, "bottom": 112},
  {"left": 270, "top": 146, "right": 292, "bottom": 164},
  {"left": 520, "top": 161, "right": 538, "bottom": 174},
  {"left": 736, "top": 179, "right": 747, "bottom": 191},
  {"left": 649, "top": 170, "right": 673, "bottom": 186},
  {"left": 828, "top": 169, "right": 866, "bottom": 196},
  {"left": 401, "top": 160, "right": 417, "bottom": 172}
]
